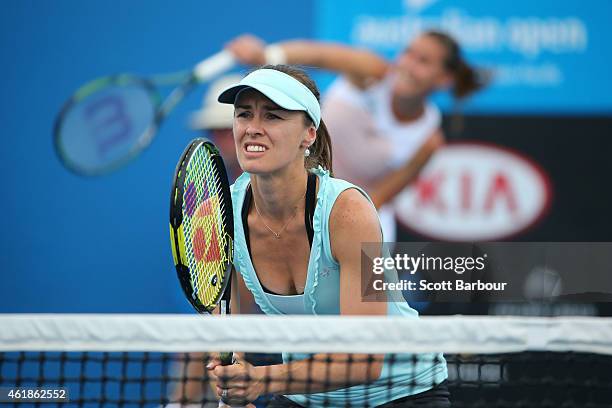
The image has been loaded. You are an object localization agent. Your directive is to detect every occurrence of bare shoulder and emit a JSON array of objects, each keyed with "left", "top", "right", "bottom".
[
  {"left": 329, "top": 188, "right": 381, "bottom": 260},
  {"left": 330, "top": 188, "right": 378, "bottom": 229}
]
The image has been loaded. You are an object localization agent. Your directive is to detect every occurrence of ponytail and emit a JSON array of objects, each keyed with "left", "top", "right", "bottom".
[
  {"left": 424, "top": 30, "right": 488, "bottom": 100},
  {"left": 453, "top": 59, "right": 485, "bottom": 99},
  {"left": 305, "top": 119, "right": 333, "bottom": 175}
]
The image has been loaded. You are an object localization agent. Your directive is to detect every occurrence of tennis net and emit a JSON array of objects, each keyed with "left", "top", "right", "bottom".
[{"left": 1, "top": 314, "right": 612, "bottom": 407}]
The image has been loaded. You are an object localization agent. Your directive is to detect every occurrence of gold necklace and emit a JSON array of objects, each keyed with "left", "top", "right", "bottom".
[{"left": 253, "top": 190, "right": 306, "bottom": 239}]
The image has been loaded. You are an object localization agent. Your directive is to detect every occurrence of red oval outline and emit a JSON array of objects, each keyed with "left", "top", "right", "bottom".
[{"left": 393, "top": 140, "right": 554, "bottom": 242}]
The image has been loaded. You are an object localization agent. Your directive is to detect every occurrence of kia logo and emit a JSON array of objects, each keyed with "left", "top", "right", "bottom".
[{"left": 394, "top": 142, "right": 552, "bottom": 241}]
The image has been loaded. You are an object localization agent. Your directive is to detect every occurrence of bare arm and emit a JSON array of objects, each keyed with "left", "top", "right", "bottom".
[
  {"left": 369, "top": 129, "right": 445, "bottom": 209},
  {"left": 226, "top": 34, "right": 389, "bottom": 88},
  {"left": 209, "top": 191, "right": 386, "bottom": 403}
]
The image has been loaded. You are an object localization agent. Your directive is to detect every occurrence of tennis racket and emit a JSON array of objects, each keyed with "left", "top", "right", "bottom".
[
  {"left": 169, "top": 138, "right": 235, "bottom": 403},
  {"left": 54, "top": 51, "right": 235, "bottom": 176}
]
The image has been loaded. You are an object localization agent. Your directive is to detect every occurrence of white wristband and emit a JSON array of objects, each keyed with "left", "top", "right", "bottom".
[{"left": 264, "top": 44, "right": 287, "bottom": 65}]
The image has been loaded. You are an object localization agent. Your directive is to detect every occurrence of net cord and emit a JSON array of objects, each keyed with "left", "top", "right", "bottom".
[{"left": 2, "top": 315, "right": 612, "bottom": 355}]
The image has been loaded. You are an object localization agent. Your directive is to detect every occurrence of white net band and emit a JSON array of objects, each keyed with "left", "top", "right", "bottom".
[{"left": 2, "top": 314, "right": 612, "bottom": 355}]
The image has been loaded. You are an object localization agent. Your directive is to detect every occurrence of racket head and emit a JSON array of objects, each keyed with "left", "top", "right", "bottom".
[
  {"left": 53, "top": 74, "right": 162, "bottom": 176},
  {"left": 169, "top": 138, "right": 234, "bottom": 314}
]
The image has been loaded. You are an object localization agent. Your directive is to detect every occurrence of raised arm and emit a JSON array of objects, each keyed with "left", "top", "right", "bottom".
[{"left": 226, "top": 34, "right": 389, "bottom": 88}]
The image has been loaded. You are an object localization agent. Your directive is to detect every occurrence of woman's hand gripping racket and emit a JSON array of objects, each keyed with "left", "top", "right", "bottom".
[
  {"left": 55, "top": 51, "right": 234, "bottom": 176},
  {"left": 169, "top": 138, "right": 238, "bottom": 405}
]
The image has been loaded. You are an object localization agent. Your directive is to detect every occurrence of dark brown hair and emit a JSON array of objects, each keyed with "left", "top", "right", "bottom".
[
  {"left": 256, "top": 64, "right": 333, "bottom": 174},
  {"left": 424, "top": 30, "right": 488, "bottom": 99}
]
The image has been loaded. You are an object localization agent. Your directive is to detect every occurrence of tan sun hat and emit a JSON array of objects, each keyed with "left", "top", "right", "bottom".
[{"left": 189, "top": 74, "right": 243, "bottom": 130}]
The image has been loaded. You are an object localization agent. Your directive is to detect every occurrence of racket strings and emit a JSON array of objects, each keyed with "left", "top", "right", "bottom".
[
  {"left": 200, "top": 153, "right": 227, "bottom": 306},
  {"left": 184, "top": 152, "right": 215, "bottom": 303},
  {"left": 180, "top": 146, "right": 229, "bottom": 308},
  {"left": 55, "top": 77, "right": 159, "bottom": 175}
]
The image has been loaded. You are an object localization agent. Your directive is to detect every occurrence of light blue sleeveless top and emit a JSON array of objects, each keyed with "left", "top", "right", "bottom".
[
  {"left": 231, "top": 168, "right": 447, "bottom": 407},
  {"left": 265, "top": 293, "right": 307, "bottom": 314}
]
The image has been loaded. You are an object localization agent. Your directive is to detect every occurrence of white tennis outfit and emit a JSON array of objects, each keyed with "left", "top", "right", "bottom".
[{"left": 323, "top": 74, "right": 441, "bottom": 242}]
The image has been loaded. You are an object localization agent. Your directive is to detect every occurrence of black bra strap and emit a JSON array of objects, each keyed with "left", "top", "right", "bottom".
[
  {"left": 304, "top": 173, "right": 317, "bottom": 247},
  {"left": 241, "top": 185, "right": 253, "bottom": 254}
]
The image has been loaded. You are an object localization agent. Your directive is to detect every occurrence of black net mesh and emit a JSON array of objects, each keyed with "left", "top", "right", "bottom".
[
  {"left": 1, "top": 350, "right": 612, "bottom": 407},
  {"left": 2, "top": 315, "right": 612, "bottom": 407}
]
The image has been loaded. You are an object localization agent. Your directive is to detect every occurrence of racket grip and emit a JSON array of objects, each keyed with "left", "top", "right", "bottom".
[
  {"left": 219, "top": 351, "right": 233, "bottom": 365},
  {"left": 194, "top": 50, "right": 235, "bottom": 82},
  {"left": 218, "top": 352, "right": 248, "bottom": 408}
]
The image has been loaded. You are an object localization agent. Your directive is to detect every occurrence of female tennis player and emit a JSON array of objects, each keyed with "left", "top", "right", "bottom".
[
  {"left": 206, "top": 65, "right": 449, "bottom": 407},
  {"left": 226, "top": 31, "right": 485, "bottom": 242}
]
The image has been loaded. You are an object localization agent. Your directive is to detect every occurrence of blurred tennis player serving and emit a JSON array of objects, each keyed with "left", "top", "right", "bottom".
[
  {"left": 206, "top": 65, "right": 449, "bottom": 407},
  {"left": 226, "top": 32, "right": 486, "bottom": 243}
]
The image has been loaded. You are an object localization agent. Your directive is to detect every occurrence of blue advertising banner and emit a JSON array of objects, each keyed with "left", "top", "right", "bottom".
[{"left": 315, "top": 0, "right": 612, "bottom": 114}]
